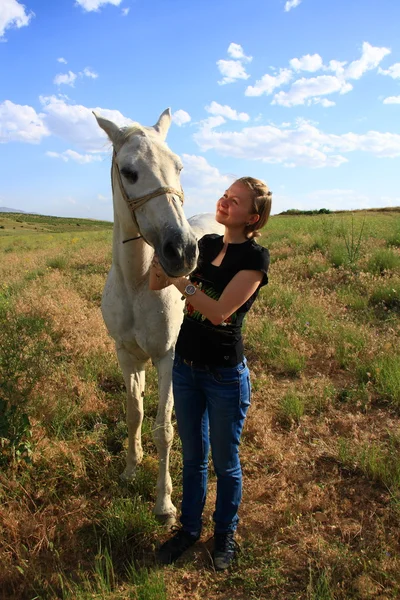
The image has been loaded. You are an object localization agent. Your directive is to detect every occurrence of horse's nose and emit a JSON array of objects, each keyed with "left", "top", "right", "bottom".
[
  {"left": 163, "top": 239, "right": 183, "bottom": 262},
  {"left": 162, "top": 234, "right": 197, "bottom": 273}
]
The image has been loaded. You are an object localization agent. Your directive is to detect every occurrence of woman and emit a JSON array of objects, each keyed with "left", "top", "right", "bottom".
[{"left": 150, "top": 177, "right": 271, "bottom": 570}]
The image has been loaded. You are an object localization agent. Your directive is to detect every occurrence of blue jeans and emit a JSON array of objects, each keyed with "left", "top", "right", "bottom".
[{"left": 172, "top": 354, "right": 251, "bottom": 536}]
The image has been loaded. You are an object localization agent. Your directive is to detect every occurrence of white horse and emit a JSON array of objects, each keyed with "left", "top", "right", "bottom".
[{"left": 94, "top": 109, "right": 222, "bottom": 525}]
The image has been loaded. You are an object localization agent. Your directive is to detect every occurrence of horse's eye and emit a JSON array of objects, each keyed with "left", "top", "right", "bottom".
[{"left": 121, "top": 168, "right": 138, "bottom": 184}]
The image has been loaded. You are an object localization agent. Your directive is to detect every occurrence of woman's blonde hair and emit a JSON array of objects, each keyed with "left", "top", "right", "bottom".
[{"left": 235, "top": 177, "right": 272, "bottom": 239}]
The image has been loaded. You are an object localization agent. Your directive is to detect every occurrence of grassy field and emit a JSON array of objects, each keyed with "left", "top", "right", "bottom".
[{"left": 1, "top": 209, "right": 400, "bottom": 600}]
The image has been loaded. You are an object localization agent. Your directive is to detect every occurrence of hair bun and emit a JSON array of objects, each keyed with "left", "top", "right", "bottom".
[{"left": 247, "top": 230, "right": 261, "bottom": 239}]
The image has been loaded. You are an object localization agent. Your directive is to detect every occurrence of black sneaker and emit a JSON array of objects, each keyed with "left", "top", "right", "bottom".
[
  {"left": 157, "top": 526, "right": 200, "bottom": 565},
  {"left": 213, "top": 531, "right": 239, "bottom": 571}
]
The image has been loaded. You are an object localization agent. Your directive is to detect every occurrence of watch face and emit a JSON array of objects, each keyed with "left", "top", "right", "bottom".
[{"left": 185, "top": 283, "right": 196, "bottom": 296}]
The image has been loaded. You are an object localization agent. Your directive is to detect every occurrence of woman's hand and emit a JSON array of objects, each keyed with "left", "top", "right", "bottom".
[
  {"left": 151, "top": 255, "right": 168, "bottom": 281},
  {"left": 149, "top": 254, "right": 190, "bottom": 294},
  {"left": 149, "top": 254, "right": 172, "bottom": 290}
]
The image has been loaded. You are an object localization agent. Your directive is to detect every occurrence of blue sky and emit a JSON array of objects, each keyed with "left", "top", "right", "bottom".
[{"left": 1, "top": 0, "right": 400, "bottom": 220}]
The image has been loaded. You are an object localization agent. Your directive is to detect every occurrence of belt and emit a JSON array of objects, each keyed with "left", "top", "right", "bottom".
[{"left": 182, "top": 358, "right": 208, "bottom": 369}]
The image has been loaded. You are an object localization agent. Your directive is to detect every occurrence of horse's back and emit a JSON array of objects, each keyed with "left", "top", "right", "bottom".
[{"left": 188, "top": 213, "right": 224, "bottom": 240}]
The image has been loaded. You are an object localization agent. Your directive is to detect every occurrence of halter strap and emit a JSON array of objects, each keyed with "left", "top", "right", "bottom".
[{"left": 111, "top": 150, "right": 184, "bottom": 243}]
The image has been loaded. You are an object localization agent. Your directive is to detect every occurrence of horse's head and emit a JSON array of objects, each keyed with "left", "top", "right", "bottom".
[{"left": 93, "top": 109, "right": 198, "bottom": 277}]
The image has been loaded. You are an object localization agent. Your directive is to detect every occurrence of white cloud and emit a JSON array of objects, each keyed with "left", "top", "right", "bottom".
[
  {"left": 0, "top": 0, "right": 34, "bottom": 39},
  {"left": 328, "top": 130, "right": 400, "bottom": 157},
  {"left": 181, "top": 154, "right": 232, "bottom": 213},
  {"left": 217, "top": 43, "right": 253, "bottom": 85},
  {"left": 0, "top": 100, "right": 49, "bottom": 144},
  {"left": 290, "top": 53, "right": 323, "bottom": 72},
  {"left": 284, "top": 0, "right": 302, "bottom": 12},
  {"left": 194, "top": 118, "right": 346, "bottom": 168},
  {"left": 217, "top": 59, "right": 251, "bottom": 85},
  {"left": 383, "top": 96, "right": 400, "bottom": 105},
  {"left": 199, "top": 116, "right": 226, "bottom": 131},
  {"left": 121, "top": 7, "right": 130, "bottom": 16},
  {"left": 205, "top": 101, "right": 249, "bottom": 122},
  {"left": 227, "top": 42, "right": 252, "bottom": 62},
  {"left": 54, "top": 71, "right": 77, "bottom": 87},
  {"left": 172, "top": 109, "right": 191, "bottom": 126},
  {"left": 75, "top": 0, "right": 123, "bottom": 11},
  {"left": 57, "top": 57, "right": 67, "bottom": 64},
  {"left": 313, "top": 98, "right": 336, "bottom": 107},
  {"left": 326, "top": 60, "right": 347, "bottom": 76},
  {"left": 53, "top": 67, "right": 98, "bottom": 87},
  {"left": 39, "top": 95, "right": 132, "bottom": 151},
  {"left": 193, "top": 117, "right": 400, "bottom": 168},
  {"left": 46, "top": 149, "right": 103, "bottom": 164},
  {"left": 272, "top": 75, "right": 352, "bottom": 107},
  {"left": 82, "top": 67, "right": 98, "bottom": 79},
  {"left": 378, "top": 62, "right": 400, "bottom": 79},
  {"left": 245, "top": 42, "right": 390, "bottom": 109},
  {"left": 344, "top": 41, "right": 391, "bottom": 80},
  {"left": 245, "top": 68, "right": 293, "bottom": 96}
]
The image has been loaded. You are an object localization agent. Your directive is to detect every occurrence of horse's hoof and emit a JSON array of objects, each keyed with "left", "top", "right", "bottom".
[
  {"left": 120, "top": 467, "right": 137, "bottom": 482},
  {"left": 154, "top": 512, "right": 177, "bottom": 528}
]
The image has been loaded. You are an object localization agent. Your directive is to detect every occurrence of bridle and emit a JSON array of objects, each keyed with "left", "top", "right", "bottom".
[{"left": 111, "top": 149, "right": 185, "bottom": 244}]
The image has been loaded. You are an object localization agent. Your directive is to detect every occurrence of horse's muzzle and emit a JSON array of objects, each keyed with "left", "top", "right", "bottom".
[{"left": 159, "top": 233, "right": 198, "bottom": 277}]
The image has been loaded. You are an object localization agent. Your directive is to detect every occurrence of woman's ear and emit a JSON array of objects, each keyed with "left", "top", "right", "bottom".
[{"left": 248, "top": 214, "right": 260, "bottom": 225}]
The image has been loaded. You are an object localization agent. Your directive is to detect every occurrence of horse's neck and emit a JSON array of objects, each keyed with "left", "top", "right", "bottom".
[{"left": 111, "top": 172, "right": 153, "bottom": 284}]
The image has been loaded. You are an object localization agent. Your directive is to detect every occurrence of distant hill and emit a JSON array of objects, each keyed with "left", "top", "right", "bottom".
[
  {"left": 0, "top": 207, "right": 26, "bottom": 213},
  {"left": 0, "top": 211, "right": 113, "bottom": 234},
  {"left": 278, "top": 207, "right": 400, "bottom": 216}
]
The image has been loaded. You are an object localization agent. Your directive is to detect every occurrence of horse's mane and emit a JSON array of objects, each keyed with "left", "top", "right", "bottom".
[{"left": 121, "top": 123, "right": 158, "bottom": 141}]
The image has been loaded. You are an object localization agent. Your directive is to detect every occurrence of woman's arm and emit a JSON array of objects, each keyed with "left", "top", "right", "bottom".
[{"left": 171, "top": 270, "right": 263, "bottom": 326}]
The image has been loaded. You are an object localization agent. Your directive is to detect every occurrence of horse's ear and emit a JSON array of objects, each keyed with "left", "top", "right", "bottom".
[
  {"left": 93, "top": 112, "right": 121, "bottom": 145},
  {"left": 153, "top": 108, "right": 171, "bottom": 140}
]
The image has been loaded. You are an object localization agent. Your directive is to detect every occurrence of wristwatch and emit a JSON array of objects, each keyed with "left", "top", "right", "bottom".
[{"left": 183, "top": 283, "right": 197, "bottom": 297}]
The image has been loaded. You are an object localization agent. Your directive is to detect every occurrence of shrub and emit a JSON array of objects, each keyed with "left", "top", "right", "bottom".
[
  {"left": 387, "top": 231, "right": 400, "bottom": 248},
  {"left": 46, "top": 255, "right": 68, "bottom": 270},
  {"left": 358, "top": 354, "right": 400, "bottom": 408},
  {"left": 277, "top": 392, "right": 304, "bottom": 428},
  {"left": 369, "top": 284, "right": 400, "bottom": 312},
  {"left": 279, "top": 208, "right": 332, "bottom": 216},
  {"left": 328, "top": 243, "right": 347, "bottom": 268},
  {"left": 367, "top": 249, "right": 400, "bottom": 275}
]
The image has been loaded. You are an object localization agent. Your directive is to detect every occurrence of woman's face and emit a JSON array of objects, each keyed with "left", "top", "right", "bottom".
[{"left": 216, "top": 181, "right": 258, "bottom": 229}]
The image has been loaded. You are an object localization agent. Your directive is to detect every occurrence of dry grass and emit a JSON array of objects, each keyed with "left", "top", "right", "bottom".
[{"left": 1, "top": 212, "right": 400, "bottom": 599}]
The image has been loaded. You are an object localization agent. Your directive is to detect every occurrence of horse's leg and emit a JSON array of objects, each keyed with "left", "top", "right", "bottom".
[
  {"left": 117, "top": 345, "right": 146, "bottom": 481},
  {"left": 153, "top": 350, "right": 177, "bottom": 526}
]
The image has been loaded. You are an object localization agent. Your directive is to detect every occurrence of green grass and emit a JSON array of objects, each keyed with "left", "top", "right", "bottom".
[
  {"left": 246, "top": 319, "right": 306, "bottom": 376},
  {"left": 358, "top": 354, "right": 400, "bottom": 407},
  {"left": 46, "top": 255, "right": 69, "bottom": 270},
  {"left": 2, "top": 209, "right": 400, "bottom": 600},
  {"left": 328, "top": 243, "right": 348, "bottom": 268},
  {"left": 260, "top": 283, "right": 298, "bottom": 311},
  {"left": 308, "top": 568, "right": 335, "bottom": 600},
  {"left": 367, "top": 248, "right": 400, "bottom": 275},
  {"left": 225, "top": 537, "right": 286, "bottom": 598},
  {"left": 277, "top": 391, "right": 305, "bottom": 428},
  {"left": 338, "top": 437, "right": 400, "bottom": 493},
  {"left": 368, "top": 281, "right": 400, "bottom": 313}
]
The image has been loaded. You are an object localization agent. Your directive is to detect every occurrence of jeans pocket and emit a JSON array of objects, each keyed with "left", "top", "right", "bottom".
[
  {"left": 237, "top": 358, "right": 248, "bottom": 375},
  {"left": 210, "top": 366, "right": 240, "bottom": 386}
]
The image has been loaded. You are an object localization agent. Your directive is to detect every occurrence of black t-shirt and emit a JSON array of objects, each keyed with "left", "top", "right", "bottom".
[{"left": 175, "top": 234, "right": 270, "bottom": 367}]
